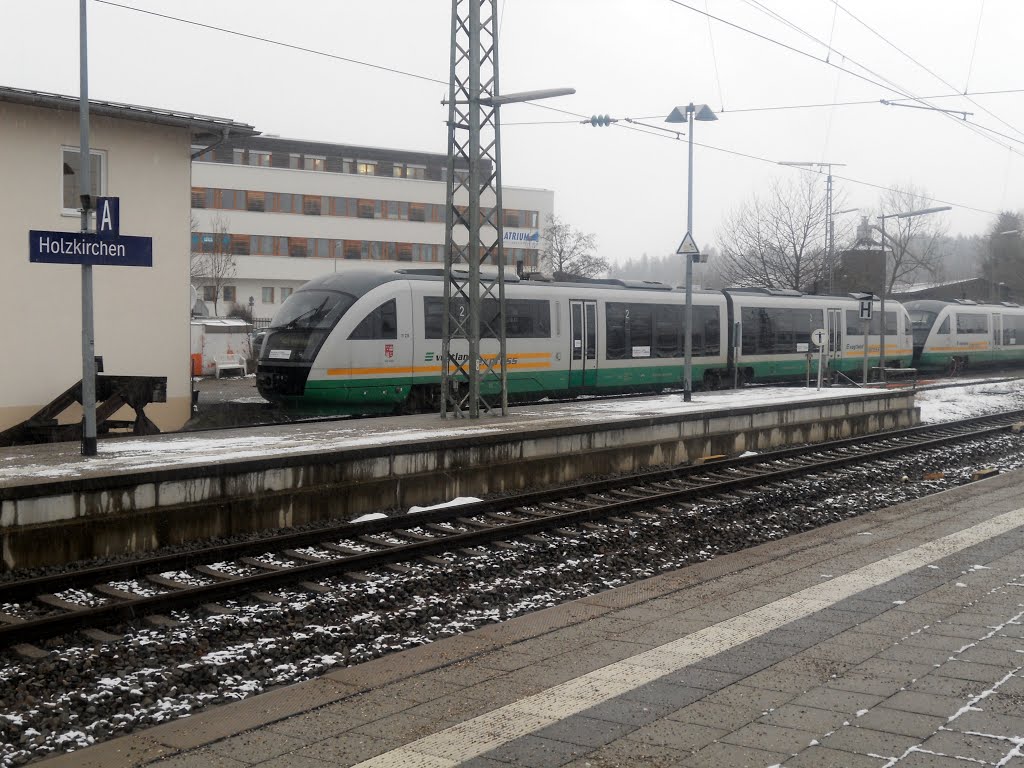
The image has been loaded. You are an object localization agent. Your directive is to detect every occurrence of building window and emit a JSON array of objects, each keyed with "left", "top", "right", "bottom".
[
  {"left": 303, "top": 155, "right": 325, "bottom": 171},
  {"left": 407, "top": 165, "right": 426, "bottom": 180},
  {"left": 230, "top": 235, "right": 249, "bottom": 255},
  {"left": 357, "top": 199, "right": 375, "bottom": 219},
  {"left": 288, "top": 237, "right": 308, "bottom": 258},
  {"left": 61, "top": 147, "right": 104, "bottom": 214},
  {"left": 342, "top": 159, "right": 353, "bottom": 173},
  {"left": 344, "top": 240, "right": 362, "bottom": 259},
  {"left": 302, "top": 195, "right": 322, "bottom": 216},
  {"left": 246, "top": 191, "right": 265, "bottom": 212},
  {"left": 392, "top": 164, "right": 404, "bottom": 178},
  {"left": 357, "top": 160, "right": 377, "bottom": 175},
  {"left": 288, "top": 153, "right": 301, "bottom": 169},
  {"left": 277, "top": 192, "right": 300, "bottom": 214},
  {"left": 409, "top": 203, "right": 426, "bottom": 222},
  {"left": 249, "top": 151, "right": 272, "bottom": 167},
  {"left": 232, "top": 148, "right": 246, "bottom": 165},
  {"left": 280, "top": 287, "right": 293, "bottom": 301},
  {"left": 262, "top": 287, "right": 275, "bottom": 304},
  {"left": 223, "top": 286, "right": 236, "bottom": 303},
  {"left": 191, "top": 187, "right": 206, "bottom": 208},
  {"left": 202, "top": 285, "right": 216, "bottom": 302}
]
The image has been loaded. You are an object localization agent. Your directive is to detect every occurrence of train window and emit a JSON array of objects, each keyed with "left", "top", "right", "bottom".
[
  {"left": 605, "top": 303, "right": 627, "bottom": 359},
  {"left": 845, "top": 309, "right": 896, "bottom": 336},
  {"left": 655, "top": 305, "right": 682, "bottom": 357},
  {"left": 1004, "top": 315, "right": 1024, "bottom": 344},
  {"left": 629, "top": 304, "right": 653, "bottom": 356},
  {"left": 937, "top": 316, "right": 950, "bottom": 334},
  {"left": 697, "top": 306, "right": 721, "bottom": 355},
  {"left": 743, "top": 306, "right": 823, "bottom": 354},
  {"left": 956, "top": 313, "right": 988, "bottom": 334},
  {"left": 423, "top": 297, "right": 461, "bottom": 338},
  {"left": 500, "top": 299, "right": 551, "bottom": 338},
  {"left": 271, "top": 289, "right": 356, "bottom": 331},
  {"left": 607, "top": 302, "right": 719, "bottom": 359},
  {"left": 423, "top": 297, "right": 549, "bottom": 339},
  {"left": 349, "top": 299, "right": 397, "bottom": 340}
]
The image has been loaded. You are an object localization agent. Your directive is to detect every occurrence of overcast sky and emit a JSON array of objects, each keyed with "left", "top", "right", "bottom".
[{"left": 4, "top": 1, "right": 1024, "bottom": 266}]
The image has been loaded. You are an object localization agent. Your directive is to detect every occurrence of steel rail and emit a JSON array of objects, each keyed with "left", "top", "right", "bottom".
[{"left": 2, "top": 410, "right": 1023, "bottom": 647}]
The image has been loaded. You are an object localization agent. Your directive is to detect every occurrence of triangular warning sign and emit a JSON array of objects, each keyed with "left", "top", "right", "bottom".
[{"left": 675, "top": 232, "right": 700, "bottom": 256}]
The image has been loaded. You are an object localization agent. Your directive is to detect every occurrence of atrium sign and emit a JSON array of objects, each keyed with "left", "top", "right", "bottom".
[
  {"left": 503, "top": 229, "right": 540, "bottom": 249},
  {"left": 29, "top": 197, "right": 153, "bottom": 267}
]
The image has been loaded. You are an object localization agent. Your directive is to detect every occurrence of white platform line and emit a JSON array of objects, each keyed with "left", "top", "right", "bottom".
[{"left": 352, "top": 508, "right": 1024, "bottom": 768}]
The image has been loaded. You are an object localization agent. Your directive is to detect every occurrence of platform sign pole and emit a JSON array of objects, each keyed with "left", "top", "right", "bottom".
[
  {"left": 79, "top": 0, "right": 97, "bottom": 457},
  {"left": 857, "top": 297, "right": 873, "bottom": 385},
  {"left": 811, "top": 328, "right": 827, "bottom": 391}
]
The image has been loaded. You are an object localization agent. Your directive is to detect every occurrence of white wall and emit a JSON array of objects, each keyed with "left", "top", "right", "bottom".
[
  {"left": 0, "top": 102, "right": 193, "bottom": 432},
  {"left": 192, "top": 159, "right": 554, "bottom": 319}
]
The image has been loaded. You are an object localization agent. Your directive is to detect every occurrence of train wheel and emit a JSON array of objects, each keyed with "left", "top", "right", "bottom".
[{"left": 703, "top": 370, "right": 722, "bottom": 390}]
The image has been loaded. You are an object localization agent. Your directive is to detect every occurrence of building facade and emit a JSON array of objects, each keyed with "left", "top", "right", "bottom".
[
  {"left": 190, "top": 136, "right": 554, "bottom": 320},
  {"left": 0, "top": 86, "right": 254, "bottom": 433}
]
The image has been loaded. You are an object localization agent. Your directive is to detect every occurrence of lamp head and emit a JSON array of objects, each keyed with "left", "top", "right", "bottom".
[{"left": 666, "top": 104, "right": 717, "bottom": 123}]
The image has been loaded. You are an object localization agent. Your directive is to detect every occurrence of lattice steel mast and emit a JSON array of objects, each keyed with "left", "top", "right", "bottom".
[{"left": 442, "top": 0, "right": 506, "bottom": 419}]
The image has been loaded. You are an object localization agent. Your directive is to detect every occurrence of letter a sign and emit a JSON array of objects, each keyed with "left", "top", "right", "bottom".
[{"left": 96, "top": 196, "right": 120, "bottom": 237}]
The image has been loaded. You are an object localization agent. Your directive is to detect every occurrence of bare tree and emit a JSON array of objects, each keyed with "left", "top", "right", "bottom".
[
  {"left": 715, "top": 177, "right": 830, "bottom": 291},
  {"left": 540, "top": 214, "right": 608, "bottom": 280},
  {"left": 190, "top": 214, "right": 236, "bottom": 317},
  {"left": 875, "top": 185, "right": 949, "bottom": 293}
]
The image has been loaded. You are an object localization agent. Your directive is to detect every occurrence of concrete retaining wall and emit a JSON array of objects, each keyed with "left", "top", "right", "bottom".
[{"left": 0, "top": 392, "right": 918, "bottom": 570}]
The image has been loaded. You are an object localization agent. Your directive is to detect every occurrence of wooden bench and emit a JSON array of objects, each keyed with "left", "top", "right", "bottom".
[{"left": 214, "top": 354, "right": 246, "bottom": 378}]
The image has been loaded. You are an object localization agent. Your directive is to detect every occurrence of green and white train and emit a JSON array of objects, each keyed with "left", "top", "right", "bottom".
[
  {"left": 907, "top": 299, "right": 1024, "bottom": 372},
  {"left": 255, "top": 265, "right": 914, "bottom": 413}
]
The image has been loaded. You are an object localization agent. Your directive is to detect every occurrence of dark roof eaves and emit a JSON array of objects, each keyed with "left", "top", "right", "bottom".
[{"left": 0, "top": 86, "right": 257, "bottom": 138}]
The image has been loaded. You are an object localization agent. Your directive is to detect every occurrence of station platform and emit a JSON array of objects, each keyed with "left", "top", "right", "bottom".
[
  {"left": 38, "top": 466, "right": 1024, "bottom": 767},
  {"left": 0, "top": 387, "right": 916, "bottom": 570}
]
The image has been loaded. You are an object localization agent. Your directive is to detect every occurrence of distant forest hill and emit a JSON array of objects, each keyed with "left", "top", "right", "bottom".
[{"left": 607, "top": 235, "right": 986, "bottom": 291}]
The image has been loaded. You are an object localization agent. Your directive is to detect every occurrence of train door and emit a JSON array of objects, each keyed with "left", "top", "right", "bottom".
[
  {"left": 569, "top": 300, "right": 597, "bottom": 388},
  {"left": 826, "top": 308, "right": 843, "bottom": 376}
]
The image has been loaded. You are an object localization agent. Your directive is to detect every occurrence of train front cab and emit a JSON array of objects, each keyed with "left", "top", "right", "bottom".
[
  {"left": 256, "top": 270, "right": 417, "bottom": 411},
  {"left": 908, "top": 299, "right": 1024, "bottom": 372}
]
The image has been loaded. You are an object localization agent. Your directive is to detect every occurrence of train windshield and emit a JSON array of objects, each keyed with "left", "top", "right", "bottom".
[
  {"left": 270, "top": 289, "right": 357, "bottom": 331},
  {"left": 908, "top": 309, "right": 938, "bottom": 347}
]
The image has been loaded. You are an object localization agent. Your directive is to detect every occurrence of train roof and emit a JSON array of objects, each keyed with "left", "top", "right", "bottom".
[
  {"left": 905, "top": 298, "right": 1022, "bottom": 311},
  {"left": 291, "top": 265, "right": 726, "bottom": 296}
]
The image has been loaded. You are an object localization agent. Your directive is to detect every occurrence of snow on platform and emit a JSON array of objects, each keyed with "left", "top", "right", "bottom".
[{"left": 1, "top": 386, "right": 906, "bottom": 488}]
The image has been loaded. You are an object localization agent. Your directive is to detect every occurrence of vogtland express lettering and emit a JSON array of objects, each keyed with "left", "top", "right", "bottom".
[{"left": 37, "top": 235, "right": 127, "bottom": 259}]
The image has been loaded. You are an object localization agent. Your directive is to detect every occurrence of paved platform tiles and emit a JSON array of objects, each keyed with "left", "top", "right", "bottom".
[{"left": 39, "top": 470, "right": 1024, "bottom": 768}]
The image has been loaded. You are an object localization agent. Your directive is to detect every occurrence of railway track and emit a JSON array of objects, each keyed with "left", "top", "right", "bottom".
[{"left": 4, "top": 409, "right": 1024, "bottom": 649}]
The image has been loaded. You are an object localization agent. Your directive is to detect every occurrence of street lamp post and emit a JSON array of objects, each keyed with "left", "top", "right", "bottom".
[
  {"left": 876, "top": 206, "right": 951, "bottom": 381},
  {"left": 667, "top": 103, "right": 717, "bottom": 402}
]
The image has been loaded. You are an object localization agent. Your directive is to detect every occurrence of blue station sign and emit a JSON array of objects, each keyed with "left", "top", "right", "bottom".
[{"left": 29, "top": 197, "right": 153, "bottom": 267}]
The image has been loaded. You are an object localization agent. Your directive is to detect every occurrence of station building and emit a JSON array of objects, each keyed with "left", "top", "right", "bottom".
[
  {"left": 190, "top": 135, "right": 554, "bottom": 320},
  {"left": 0, "top": 86, "right": 255, "bottom": 434}
]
